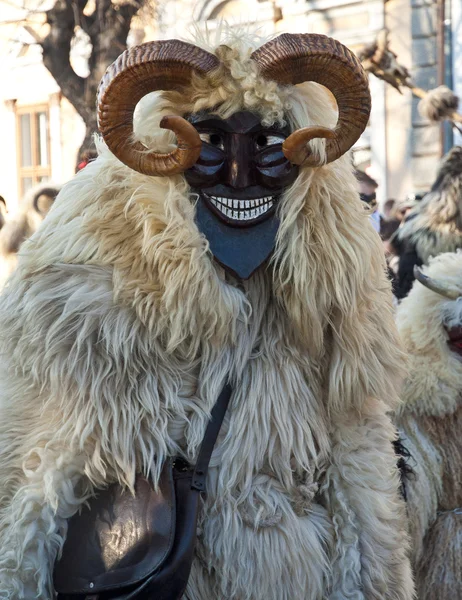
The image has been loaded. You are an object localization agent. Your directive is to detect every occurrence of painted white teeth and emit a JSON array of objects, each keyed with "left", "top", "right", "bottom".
[{"left": 206, "top": 195, "right": 275, "bottom": 221}]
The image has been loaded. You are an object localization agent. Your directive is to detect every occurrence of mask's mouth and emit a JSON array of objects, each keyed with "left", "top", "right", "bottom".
[{"left": 203, "top": 192, "right": 277, "bottom": 226}]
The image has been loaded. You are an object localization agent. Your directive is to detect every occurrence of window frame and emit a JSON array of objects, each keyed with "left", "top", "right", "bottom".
[{"left": 16, "top": 103, "right": 51, "bottom": 198}]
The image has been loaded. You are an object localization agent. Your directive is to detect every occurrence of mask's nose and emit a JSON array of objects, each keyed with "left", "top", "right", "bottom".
[{"left": 225, "top": 134, "right": 255, "bottom": 189}]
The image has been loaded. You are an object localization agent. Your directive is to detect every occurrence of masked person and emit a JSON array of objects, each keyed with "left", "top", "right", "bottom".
[
  {"left": 392, "top": 147, "right": 462, "bottom": 300},
  {"left": 395, "top": 253, "right": 462, "bottom": 600},
  {"left": 0, "top": 30, "right": 413, "bottom": 600}
]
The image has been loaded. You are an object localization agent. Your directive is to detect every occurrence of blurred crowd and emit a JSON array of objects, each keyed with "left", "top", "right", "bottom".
[
  {"left": 357, "top": 169, "right": 423, "bottom": 298},
  {"left": 357, "top": 145, "right": 462, "bottom": 304}
]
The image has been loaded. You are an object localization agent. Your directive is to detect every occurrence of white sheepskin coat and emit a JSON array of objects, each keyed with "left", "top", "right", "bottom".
[
  {"left": 395, "top": 251, "right": 462, "bottom": 600},
  {"left": 0, "top": 31, "right": 414, "bottom": 600}
]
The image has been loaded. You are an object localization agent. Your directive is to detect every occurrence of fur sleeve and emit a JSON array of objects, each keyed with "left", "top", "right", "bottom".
[
  {"left": 323, "top": 401, "right": 414, "bottom": 600},
  {"left": 395, "top": 414, "right": 443, "bottom": 564},
  {"left": 0, "top": 262, "right": 183, "bottom": 598},
  {"left": 0, "top": 262, "right": 181, "bottom": 490}
]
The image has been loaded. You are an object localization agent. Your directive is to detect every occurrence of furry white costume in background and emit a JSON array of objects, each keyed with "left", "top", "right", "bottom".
[
  {"left": 395, "top": 252, "right": 462, "bottom": 600},
  {"left": 0, "top": 30, "right": 413, "bottom": 599},
  {"left": 392, "top": 146, "right": 462, "bottom": 299},
  {"left": 0, "top": 183, "right": 60, "bottom": 288}
]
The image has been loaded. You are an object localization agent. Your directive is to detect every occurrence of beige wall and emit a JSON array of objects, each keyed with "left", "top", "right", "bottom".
[
  {"left": 385, "top": 0, "right": 441, "bottom": 200},
  {"left": 385, "top": 0, "right": 414, "bottom": 201},
  {"left": 0, "top": 6, "right": 84, "bottom": 214},
  {"left": 451, "top": 0, "right": 462, "bottom": 147}
]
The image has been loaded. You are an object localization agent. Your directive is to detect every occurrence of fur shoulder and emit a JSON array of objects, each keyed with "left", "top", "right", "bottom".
[
  {"left": 0, "top": 262, "right": 119, "bottom": 387},
  {"left": 0, "top": 259, "right": 188, "bottom": 488}
]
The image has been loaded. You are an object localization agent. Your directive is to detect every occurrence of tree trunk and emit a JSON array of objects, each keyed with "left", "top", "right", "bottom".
[{"left": 40, "top": 0, "right": 146, "bottom": 167}]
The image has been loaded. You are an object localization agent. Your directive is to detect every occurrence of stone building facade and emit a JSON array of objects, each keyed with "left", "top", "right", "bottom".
[{"left": 0, "top": 0, "right": 459, "bottom": 212}]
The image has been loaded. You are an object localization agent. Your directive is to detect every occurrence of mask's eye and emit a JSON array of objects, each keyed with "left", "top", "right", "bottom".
[
  {"left": 255, "top": 133, "right": 285, "bottom": 149},
  {"left": 199, "top": 132, "right": 225, "bottom": 150}
]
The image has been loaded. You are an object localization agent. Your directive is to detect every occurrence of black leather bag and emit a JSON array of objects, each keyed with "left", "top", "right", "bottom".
[{"left": 54, "top": 384, "right": 232, "bottom": 600}]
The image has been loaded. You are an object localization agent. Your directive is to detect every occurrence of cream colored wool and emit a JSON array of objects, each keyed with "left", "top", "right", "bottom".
[
  {"left": 0, "top": 31, "right": 413, "bottom": 600},
  {"left": 395, "top": 251, "right": 462, "bottom": 600}
]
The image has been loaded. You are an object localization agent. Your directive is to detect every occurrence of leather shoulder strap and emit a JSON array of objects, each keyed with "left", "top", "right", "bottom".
[{"left": 191, "top": 383, "right": 232, "bottom": 492}]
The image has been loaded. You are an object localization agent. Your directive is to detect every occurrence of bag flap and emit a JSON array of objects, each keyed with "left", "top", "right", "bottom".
[{"left": 54, "top": 461, "right": 176, "bottom": 594}]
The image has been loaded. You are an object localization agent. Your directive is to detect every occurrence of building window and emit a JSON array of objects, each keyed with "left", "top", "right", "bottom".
[{"left": 16, "top": 105, "right": 51, "bottom": 197}]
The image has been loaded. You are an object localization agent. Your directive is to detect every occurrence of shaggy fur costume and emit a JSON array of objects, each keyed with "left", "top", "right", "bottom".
[
  {"left": 0, "top": 31, "right": 413, "bottom": 600},
  {"left": 393, "top": 146, "right": 462, "bottom": 300},
  {"left": 0, "top": 183, "right": 60, "bottom": 288},
  {"left": 395, "top": 251, "right": 462, "bottom": 600}
]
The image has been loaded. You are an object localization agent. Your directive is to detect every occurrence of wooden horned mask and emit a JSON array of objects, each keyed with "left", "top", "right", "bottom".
[{"left": 97, "top": 34, "right": 371, "bottom": 278}]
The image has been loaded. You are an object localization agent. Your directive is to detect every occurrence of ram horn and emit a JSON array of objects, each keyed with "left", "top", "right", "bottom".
[
  {"left": 251, "top": 34, "right": 371, "bottom": 167},
  {"left": 97, "top": 40, "right": 220, "bottom": 176},
  {"left": 414, "top": 265, "right": 461, "bottom": 299}
]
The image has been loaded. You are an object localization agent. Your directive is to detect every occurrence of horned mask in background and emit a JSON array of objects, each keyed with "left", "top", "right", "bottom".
[
  {"left": 97, "top": 34, "right": 371, "bottom": 278},
  {"left": 414, "top": 265, "right": 462, "bottom": 360}
]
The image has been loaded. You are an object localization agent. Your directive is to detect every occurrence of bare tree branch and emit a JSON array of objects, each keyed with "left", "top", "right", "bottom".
[
  {"left": 26, "top": 0, "right": 151, "bottom": 163},
  {"left": 22, "top": 24, "right": 42, "bottom": 42},
  {"left": 40, "top": 0, "right": 88, "bottom": 122},
  {"left": 2, "top": 0, "right": 150, "bottom": 162},
  {"left": 358, "top": 29, "right": 462, "bottom": 130}
]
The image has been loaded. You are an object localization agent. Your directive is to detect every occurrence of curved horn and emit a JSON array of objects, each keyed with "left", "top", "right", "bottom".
[
  {"left": 97, "top": 40, "right": 220, "bottom": 176},
  {"left": 414, "top": 265, "right": 461, "bottom": 300},
  {"left": 250, "top": 34, "right": 371, "bottom": 166}
]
